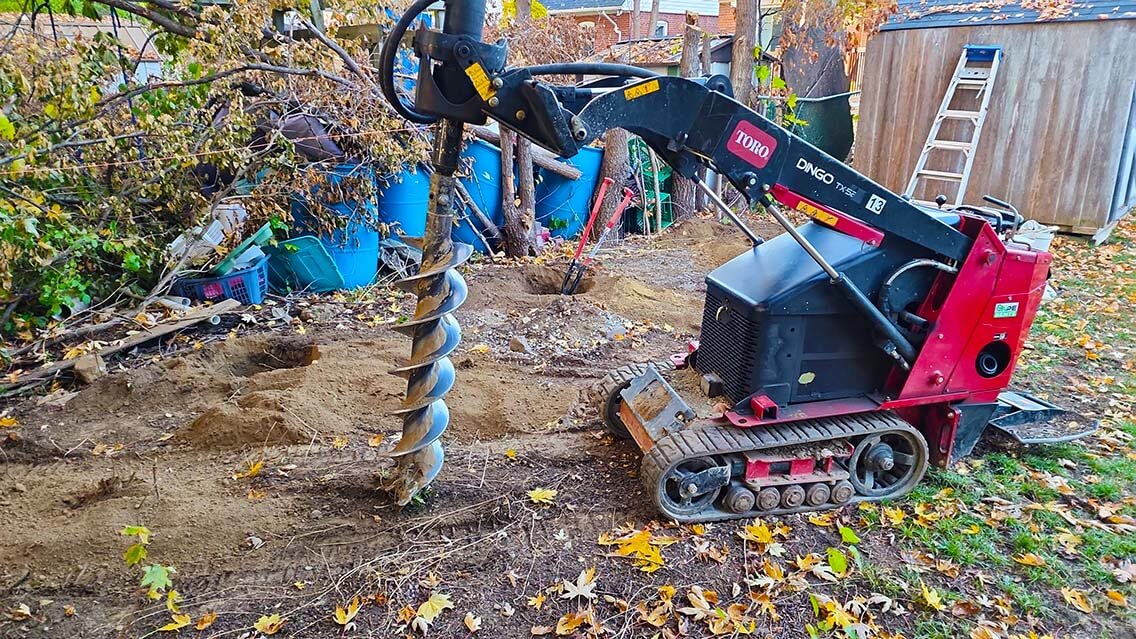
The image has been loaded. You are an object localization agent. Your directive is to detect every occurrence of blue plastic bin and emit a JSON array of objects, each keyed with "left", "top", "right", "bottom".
[
  {"left": 173, "top": 254, "right": 269, "bottom": 304},
  {"left": 535, "top": 146, "right": 604, "bottom": 239},
  {"left": 378, "top": 168, "right": 431, "bottom": 237},
  {"left": 456, "top": 139, "right": 505, "bottom": 252},
  {"left": 290, "top": 163, "right": 381, "bottom": 288}
]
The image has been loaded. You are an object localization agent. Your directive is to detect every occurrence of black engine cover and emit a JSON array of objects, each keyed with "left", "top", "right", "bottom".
[{"left": 696, "top": 222, "right": 928, "bottom": 407}]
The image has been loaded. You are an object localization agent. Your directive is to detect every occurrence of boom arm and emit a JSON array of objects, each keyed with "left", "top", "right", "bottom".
[{"left": 379, "top": 0, "right": 978, "bottom": 367}]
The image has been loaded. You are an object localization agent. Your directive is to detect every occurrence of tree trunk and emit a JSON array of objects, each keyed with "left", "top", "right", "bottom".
[
  {"left": 594, "top": 128, "right": 629, "bottom": 240},
  {"left": 781, "top": 0, "right": 854, "bottom": 160},
  {"left": 648, "top": 0, "right": 660, "bottom": 37},
  {"left": 631, "top": 0, "right": 641, "bottom": 40},
  {"left": 516, "top": 0, "right": 532, "bottom": 21},
  {"left": 516, "top": 138, "right": 537, "bottom": 252},
  {"left": 501, "top": 128, "right": 528, "bottom": 257},
  {"left": 671, "top": 12, "right": 700, "bottom": 219},
  {"left": 731, "top": 0, "right": 758, "bottom": 106}
]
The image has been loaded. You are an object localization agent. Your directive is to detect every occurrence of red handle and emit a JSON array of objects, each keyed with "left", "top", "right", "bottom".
[
  {"left": 606, "top": 188, "right": 635, "bottom": 230},
  {"left": 572, "top": 177, "right": 614, "bottom": 259}
]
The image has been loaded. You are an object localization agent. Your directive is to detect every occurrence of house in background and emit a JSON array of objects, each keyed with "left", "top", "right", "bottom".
[
  {"left": 855, "top": 0, "right": 1136, "bottom": 236},
  {"left": 544, "top": 0, "right": 724, "bottom": 50},
  {"left": 0, "top": 13, "right": 163, "bottom": 82}
]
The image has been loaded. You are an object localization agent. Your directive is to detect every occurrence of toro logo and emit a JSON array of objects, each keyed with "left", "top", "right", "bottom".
[{"left": 727, "top": 120, "right": 777, "bottom": 169}]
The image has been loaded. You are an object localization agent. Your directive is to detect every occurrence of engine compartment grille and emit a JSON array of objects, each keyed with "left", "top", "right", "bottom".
[{"left": 697, "top": 287, "right": 761, "bottom": 403}]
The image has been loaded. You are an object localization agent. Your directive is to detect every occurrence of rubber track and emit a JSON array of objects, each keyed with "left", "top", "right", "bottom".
[{"left": 641, "top": 411, "right": 926, "bottom": 522}]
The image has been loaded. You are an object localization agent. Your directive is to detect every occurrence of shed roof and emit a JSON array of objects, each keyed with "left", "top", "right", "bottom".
[{"left": 881, "top": 0, "right": 1136, "bottom": 31}]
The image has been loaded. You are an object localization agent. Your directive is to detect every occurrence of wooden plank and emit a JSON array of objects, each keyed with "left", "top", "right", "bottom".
[
  {"left": 469, "top": 126, "right": 582, "bottom": 180},
  {"left": 1, "top": 299, "right": 242, "bottom": 395}
]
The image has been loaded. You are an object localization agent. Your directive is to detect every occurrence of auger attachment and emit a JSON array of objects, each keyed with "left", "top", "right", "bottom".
[{"left": 388, "top": 146, "right": 472, "bottom": 505}]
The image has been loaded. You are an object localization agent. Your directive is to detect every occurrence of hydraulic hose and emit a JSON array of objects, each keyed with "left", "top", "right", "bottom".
[{"left": 378, "top": 0, "right": 439, "bottom": 124}]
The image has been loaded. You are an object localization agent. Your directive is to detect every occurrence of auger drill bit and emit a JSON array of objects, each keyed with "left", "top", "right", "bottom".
[{"left": 389, "top": 121, "right": 472, "bottom": 505}]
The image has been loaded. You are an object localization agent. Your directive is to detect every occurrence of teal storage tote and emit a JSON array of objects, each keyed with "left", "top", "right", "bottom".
[{"left": 265, "top": 236, "right": 344, "bottom": 293}]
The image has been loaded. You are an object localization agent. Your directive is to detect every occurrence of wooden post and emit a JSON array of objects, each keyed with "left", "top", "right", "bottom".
[
  {"left": 500, "top": 0, "right": 537, "bottom": 256},
  {"left": 731, "top": 0, "right": 758, "bottom": 107},
  {"left": 696, "top": 30, "right": 713, "bottom": 210},
  {"left": 671, "top": 12, "right": 700, "bottom": 219}
]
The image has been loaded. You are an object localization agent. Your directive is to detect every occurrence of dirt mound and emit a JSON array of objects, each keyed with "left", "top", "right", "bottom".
[{"left": 522, "top": 264, "right": 595, "bottom": 294}]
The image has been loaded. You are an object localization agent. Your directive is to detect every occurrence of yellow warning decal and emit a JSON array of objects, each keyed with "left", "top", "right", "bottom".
[
  {"left": 796, "top": 200, "right": 838, "bottom": 227},
  {"left": 624, "top": 79, "right": 660, "bottom": 101},
  {"left": 465, "top": 62, "right": 495, "bottom": 101}
]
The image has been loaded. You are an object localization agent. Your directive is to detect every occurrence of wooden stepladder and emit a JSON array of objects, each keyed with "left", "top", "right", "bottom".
[{"left": 904, "top": 45, "right": 1003, "bottom": 207}]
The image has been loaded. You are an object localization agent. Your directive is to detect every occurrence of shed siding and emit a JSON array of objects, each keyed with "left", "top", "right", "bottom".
[{"left": 855, "top": 21, "right": 1136, "bottom": 232}]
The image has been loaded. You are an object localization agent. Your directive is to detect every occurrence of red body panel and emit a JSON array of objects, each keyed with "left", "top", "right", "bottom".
[{"left": 771, "top": 184, "right": 884, "bottom": 247}]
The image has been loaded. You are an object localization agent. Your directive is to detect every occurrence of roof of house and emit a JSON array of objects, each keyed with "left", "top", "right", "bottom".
[
  {"left": 881, "top": 0, "right": 1136, "bottom": 30},
  {"left": 542, "top": 0, "right": 625, "bottom": 11}
]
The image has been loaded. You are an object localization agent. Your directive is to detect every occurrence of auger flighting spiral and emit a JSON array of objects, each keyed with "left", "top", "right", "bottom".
[{"left": 388, "top": 129, "right": 472, "bottom": 504}]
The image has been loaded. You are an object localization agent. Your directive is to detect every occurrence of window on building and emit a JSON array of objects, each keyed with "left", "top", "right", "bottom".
[{"left": 654, "top": 21, "right": 667, "bottom": 37}]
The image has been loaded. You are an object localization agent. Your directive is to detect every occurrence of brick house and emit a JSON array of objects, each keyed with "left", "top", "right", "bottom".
[{"left": 544, "top": 0, "right": 726, "bottom": 51}]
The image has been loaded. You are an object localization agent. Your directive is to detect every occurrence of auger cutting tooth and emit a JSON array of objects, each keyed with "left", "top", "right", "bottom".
[{"left": 391, "top": 439, "right": 445, "bottom": 506}]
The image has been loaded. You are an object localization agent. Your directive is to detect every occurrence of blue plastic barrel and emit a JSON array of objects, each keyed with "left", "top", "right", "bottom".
[
  {"left": 290, "top": 163, "right": 380, "bottom": 288},
  {"left": 456, "top": 139, "right": 505, "bottom": 252},
  {"left": 535, "top": 146, "right": 604, "bottom": 239},
  {"left": 378, "top": 168, "right": 431, "bottom": 237}
]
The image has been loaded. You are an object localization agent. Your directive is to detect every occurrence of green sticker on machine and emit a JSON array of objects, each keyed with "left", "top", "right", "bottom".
[{"left": 993, "top": 302, "right": 1020, "bottom": 318}]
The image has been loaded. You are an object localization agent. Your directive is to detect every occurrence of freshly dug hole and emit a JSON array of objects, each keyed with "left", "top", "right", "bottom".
[{"left": 523, "top": 264, "right": 595, "bottom": 295}]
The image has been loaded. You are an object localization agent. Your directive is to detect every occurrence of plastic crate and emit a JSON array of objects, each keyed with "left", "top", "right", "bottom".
[{"left": 173, "top": 254, "right": 269, "bottom": 305}]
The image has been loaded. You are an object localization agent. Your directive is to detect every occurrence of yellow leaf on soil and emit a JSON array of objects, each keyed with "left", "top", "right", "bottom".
[
  {"left": 0, "top": 417, "right": 18, "bottom": 428},
  {"left": 416, "top": 592, "right": 454, "bottom": 623},
  {"left": 504, "top": 448, "right": 518, "bottom": 459},
  {"left": 331, "top": 436, "right": 349, "bottom": 449},
  {"left": 738, "top": 519, "right": 774, "bottom": 544},
  {"left": 233, "top": 459, "right": 263, "bottom": 479},
  {"left": 194, "top": 611, "right": 217, "bottom": 631},
  {"left": 368, "top": 434, "right": 384, "bottom": 447},
  {"left": 527, "top": 593, "right": 546, "bottom": 609},
  {"left": 527, "top": 487, "right": 558, "bottom": 504},
  {"left": 253, "top": 613, "right": 285, "bottom": 635},
  {"left": 463, "top": 612, "right": 482, "bottom": 632},
  {"left": 1012, "top": 552, "right": 1047, "bottom": 567},
  {"left": 1105, "top": 590, "right": 1128, "bottom": 607},
  {"left": 1061, "top": 587, "right": 1094, "bottom": 613},
  {"left": 920, "top": 581, "right": 945, "bottom": 611},
  {"left": 333, "top": 596, "right": 361, "bottom": 626},
  {"left": 158, "top": 613, "right": 191, "bottom": 632},
  {"left": 555, "top": 610, "right": 587, "bottom": 635},
  {"left": 808, "top": 512, "right": 835, "bottom": 527}
]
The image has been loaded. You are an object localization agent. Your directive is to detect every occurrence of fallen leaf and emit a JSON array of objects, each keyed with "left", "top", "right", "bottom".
[
  {"left": 195, "top": 611, "right": 217, "bottom": 631},
  {"left": 165, "top": 590, "right": 182, "bottom": 613},
  {"left": 920, "top": 581, "right": 945, "bottom": 611},
  {"left": 413, "top": 591, "right": 454, "bottom": 632},
  {"left": 7, "top": 604, "right": 32, "bottom": 621},
  {"left": 808, "top": 512, "right": 835, "bottom": 527},
  {"left": 293, "top": 581, "right": 306, "bottom": 590},
  {"left": 531, "top": 625, "right": 553, "bottom": 635},
  {"left": 504, "top": 448, "right": 518, "bottom": 459},
  {"left": 1012, "top": 552, "right": 1046, "bottom": 567},
  {"left": 464, "top": 612, "right": 482, "bottom": 632},
  {"left": 555, "top": 609, "right": 587, "bottom": 635},
  {"left": 837, "top": 524, "right": 861, "bottom": 545},
  {"left": 368, "top": 434, "right": 385, "bottom": 447},
  {"left": 333, "top": 596, "right": 361, "bottom": 626},
  {"left": 0, "top": 417, "right": 18, "bottom": 429},
  {"left": 527, "top": 487, "right": 558, "bottom": 505},
  {"left": 561, "top": 567, "right": 597, "bottom": 601},
  {"left": 253, "top": 613, "right": 284, "bottom": 635},
  {"left": 738, "top": 519, "right": 775, "bottom": 544},
  {"left": 158, "top": 613, "right": 191, "bottom": 632},
  {"left": 331, "top": 436, "right": 349, "bottom": 449},
  {"left": 826, "top": 547, "right": 849, "bottom": 577},
  {"left": 527, "top": 593, "right": 546, "bottom": 610},
  {"left": 1061, "top": 587, "right": 1093, "bottom": 613},
  {"left": 1105, "top": 590, "right": 1128, "bottom": 608},
  {"left": 233, "top": 459, "right": 263, "bottom": 479}
]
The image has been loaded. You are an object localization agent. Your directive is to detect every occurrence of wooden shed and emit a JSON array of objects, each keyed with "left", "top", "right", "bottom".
[{"left": 855, "top": 0, "right": 1136, "bottom": 236}]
